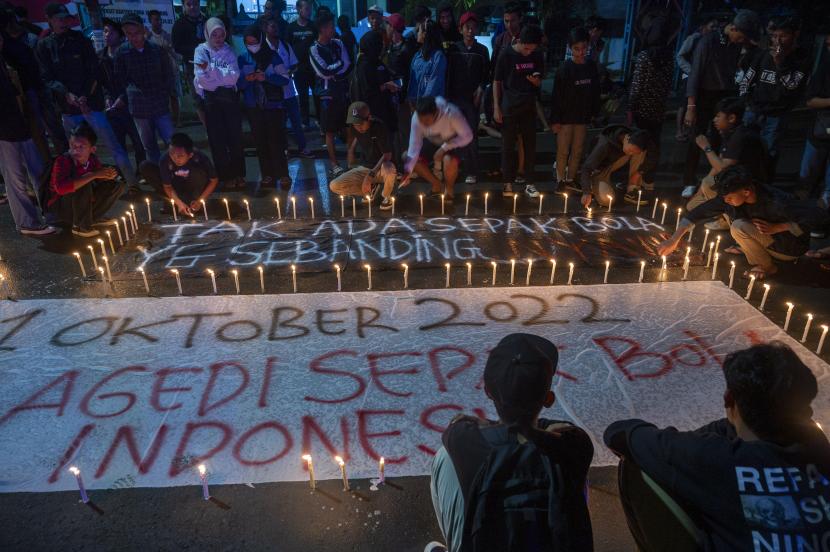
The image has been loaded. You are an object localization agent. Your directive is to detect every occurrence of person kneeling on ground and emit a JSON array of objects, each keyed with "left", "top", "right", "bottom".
[
  {"left": 329, "top": 102, "right": 397, "bottom": 210},
  {"left": 140, "top": 132, "right": 218, "bottom": 217},
  {"left": 400, "top": 96, "right": 473, "bottom": 201},
  {"left": 604, "top": 343, "right": 830, "bottom": 551},
  {"left": 46, "top": 123, "right": 123, "bottom": 238},
  {"left": 426, "top": 333, "right": 594, "bottom": 552},
  {"left": 579, "top": 125, "right": 650, "bottom": 208},
  {"left": 658, "top": 164, "right": 828, "bottom": 280}
]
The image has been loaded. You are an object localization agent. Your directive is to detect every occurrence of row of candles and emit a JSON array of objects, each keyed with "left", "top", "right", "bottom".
[{"left": 66, "top": 453, "right": 384, "bottom": 503}]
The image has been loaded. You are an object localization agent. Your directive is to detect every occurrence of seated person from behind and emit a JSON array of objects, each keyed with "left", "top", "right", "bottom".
[
  {"left": 427, "top": 333, "right": 594, "bottom": 552},
  {"left": 329, "top": 101, "right": 397, "bottom": 210},
  {"left": 47, "top": 123, "right": 123, "bottom": 238},
  {"left": 658, "top": 165, "right": 829, "bottom": 279},
  {"left": 140, "top": 132, "right": 218, "bottom": 217},
  {"left": 579, "top": 125, "right": 650, "bottom": 208},
  {"left": 604, "top": 343, "right": 830, "bottom": 551}
]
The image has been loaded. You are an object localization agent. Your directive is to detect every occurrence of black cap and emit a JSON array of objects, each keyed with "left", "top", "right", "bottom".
[
  {"left": 45, "top": 3, "right": 71, "bottom": 19},
  {"left": 484, "top": 333, "right": 558, "bottom": 413},
  {"left": 121, "top": 13, "right": 144, "bottom": 28}
]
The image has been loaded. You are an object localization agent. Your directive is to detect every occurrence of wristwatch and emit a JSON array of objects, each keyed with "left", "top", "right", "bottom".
[{"left": 703, "top": 146, "right": 713, "bottom": 153}]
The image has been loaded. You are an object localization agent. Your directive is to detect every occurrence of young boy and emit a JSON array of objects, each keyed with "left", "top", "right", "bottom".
[
  {"left": 47, "top": 124, "right": 123, "bottom": 237},
  {"left": 139, "top": 132, "right": 218, "bottom": 217},
  {"left": 493, "top": 24, "right": 544, "bottom": 198},
  {"left": 580, "top": 125, "right": 650, "bottom": 208},
  {"left": 329, "top": 102, "right": 397, "bottom": 210}
]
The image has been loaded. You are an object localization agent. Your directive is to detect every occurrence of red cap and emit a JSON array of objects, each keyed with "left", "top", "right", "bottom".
[
  {"left": 458, "top": 11, "right": 478, "bottom": 27},
  {"left": 385, "top": 13, "right": 405, "bottom": 33}
]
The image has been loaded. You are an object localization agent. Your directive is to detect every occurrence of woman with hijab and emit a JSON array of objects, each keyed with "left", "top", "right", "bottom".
[
  {"left": 193, "top": 17, "right": 245, "bottom": 188},
  {"left": 353, "top": 30, "right": 398, "bottom": 132},
  {"left": 238, "top": 25, "right": 291, "bottom": 190}
]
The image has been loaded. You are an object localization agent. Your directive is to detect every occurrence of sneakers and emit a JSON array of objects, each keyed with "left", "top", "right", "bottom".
[
  {"left": 72, "top": 226, "right": 100, "bottom": 238},
  {"left": 20, "top": 225, "right": 58, "bottom": 236},
  {"left": 515, "top": 176, "right": 526, "bottom": 185},
  {"left": 705, "top": 219, "right": 730, "bottom": 231},
  {"left": 681, "top": 185, "right": 697, "bottom": 199},
  {"left": 524, "top": 184, "right": 540, "bottom": 198},
  {"left": 564, "top": 180, "right": 582, "bottom": 194},
  {"left": 464, "top": 175, "right": 477, "bottom": 185},
  {"left": 379, "top": 197, "right": 393, "bottom": 210},
  {"left": 329, "top": 165, "right": 346, "bottom": 178},
  {"left": 424, "top": 542, "right": 448, "bottom": 552},
  {"left": 502, "top": 183, "right": 514, "bottom": 196},
  {"left": 624, "top": 190, "right": 646, "bottom": 205}
]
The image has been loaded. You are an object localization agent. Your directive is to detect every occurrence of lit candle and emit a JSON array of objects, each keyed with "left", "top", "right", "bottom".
[
  {"left": 651, "top": 196, "right": 659, "bottom": 219},
  {"left": 86, "top": 245, "right": 98, "bottom": 270},
  {"left": 129, "top": 204, "right": 137, "bottom": 230},
  {"left": 675, "top": 208, "right": 682, "bottom": 231},
  {"left": 757, "top": 283, "right": 771, "bottom": 311},
  {"left": 563, "top": 192, "right": 568, "bottom": 215},
  {"left": 728, "top": 261, "right": 736, "bottom": 289},
  {"left": 207, "top": 268, "right": 217, "bottom": 294},
  {"left": 334, "top": 263, "right": 342, "bottom": 291},
  {"left": 73, "top": 252, "right": 87, "bottom": 278},
  {"left": 291, "top": 264, "right": 298, "bottom": 293},
  {"left": 484, "top": 192, "right": 489, "bottom": 215},
  {"left": 548, "top": 258, "right": 556, "bottom": 284},
  {"left": 587, "top": 207, "right": 592, "bottom": 218},
  {"left": 258, "top": 265, "right": 265, "bottom": 293},
  {"left": 144, "top": 197, "right": 152, "bottom": 223},
  {"left": 231, "top": 269, "right": 240, "bottom": 294},
  {"left": 340, "top": 195, "right": 345, "bottom": 217},
  {"left": 509, "top": 258, "right": 516, "bottom": 285},
  {"left": 275, "top": 197, "right": 282, "bottom": 219},
  {"left": 636, "top": 189, "right": 642, "bottom": 214},
  {"left": 702, "top": 229, "right": 710, "bottom": 254},
  {"left": 170, "top": 198, "right": 178, "bottom": 221},
  {"left": 138, "top": 267, "right": 149, "bottom": 294},
  {"left": 706, "top": 241, "right": 714, "bottom": 267},
  {"left": 440, "top": 194, "right": 445, "bottom": 215},
  {"left": 661, "top": 255, "right": 667, "bottom": 281},
  {"left": 121, "top": 216, "right": 129, "bottom": 240},
  {"left": 105, "top": 230, "right": 115, "bottom": 255},
  {"left": 419, "top": 193, "right": 424, "bottom": 216},
  {"left": 201, "top": 199, "right": 208, "bottom": 221},
  {"left": 660, "top": 203, "right": 668, "bottom": 225},
  {"left": 97, "top": 266, "right": 105, "bottom": 283},
  {"left": 687, "top": 224, "right": 694, "bottom": 243},
  {"left": 171, "top": 268, "right": 182, "bottom": 295},
  {"left": 68, "top": 466, "right": 89, "bottom": 503},
  {"left": 445, "top": 263, "right": 451, "bottom": 288},
  {"left": 352, "top": 197, "right": 356, "bottom": 218},
  {"left": 491, "top": 261, "right": 497, "bottom": 286},
  {"left": 567, "top": 262, "right": 574, "bottom": 285},
  {"left": 783, "top": 302, "right": 795, "bottom": 332},
  {"left": 335, "top": 455, "right": 350, "bottom": 492},
  {"left": 538, "top": 193, "right": 544, "bottom": 215},
  {"left": 607, "top": 195, "right": 613, "bottom": 214},
  {"left": 198, "top": 464, "right": 209, "bottom": 500},
  {"left": 801, "top": 314, "right": 814, "bottom": 343},
  {"left": 243, "top": 199, "right": 252, "bottom": 220},
  {"left": 711, "top": 253, "right": 719, "bottom": 280},
  {"left": 465, "top": 194, "right": 471, "bottom": 216},
  {"left": 302, "top": 454, "right": 316, "bottom": 490},
  {"left": 391, "top": 196, "right": 396, "bottom": 215},
  {"left": 308, "top": 197, "right": 315, "bottom": 219},
  {"left": 466, "top": 262, "right": 472, "bottom": 286},
  {"left": 365, "top": 264, "right": 372, "bottom": 290},
  {"left": 113, "top": 220, "right": 123, "bottom": 245},
  {"left": 128, "top": 210, "right": 137, "bottom": 232},
  {"left": 96, "top": 238, "right": 106, "bottom": 259},
  {"left": 291, "top": 196, "right": 297, "bottom": 220},
  {"left": 817, "top": 325, "right": 828, "bottom": 355},
  {"left": 525, "top": 258, "right": 533, "bottom": 286},
  {"left": 715, "top": 236, "right": 721, "bottom": 255},
  {"left": 639, "top": 260, "right": 645, "bottom": 283},
  {"left": 221, "top": 198, "right": 231, "bottom": 221},
  {"left": 745, "top": 274, "right": 756, "bottom": 300},
  {"left": 366, "top": 195, "right": 372, "bottom": 218},
  {"left": 102, "top": 255, "right": 112, "bottom": 283},
  {"left": 379, "top": 456, "right": 385, "bottom": 484},
  {"left": 512, "top": 194, "right": 518, "bottom": 214},
  {"left": 603, "top": 260, "right": 610, "bottom": 284},
  {"left": 683, "top": 255, "right": 690, "bottom": 280},
  {"left": 402, "top": 263, "right": 409, "bottom": 289}
]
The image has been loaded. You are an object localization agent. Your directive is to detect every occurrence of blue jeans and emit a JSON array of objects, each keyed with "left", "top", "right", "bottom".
[
  {"left": 62, "top": 111, "right": 137, "bottom": 187},
  {"left": 135, "top": 113, "right": 174, "bottom": 164},
  {"left": 0, "top": 139, "right": 45, "bottom": 230},
  {"left": 283, "top": 95, "right": 307, "bottom": 151},
  {"left": 430, "top": 447, "right": 464, "bottom": 552},
  {"left": 800, "top": 139, "right": 830, "bottom": 206}
]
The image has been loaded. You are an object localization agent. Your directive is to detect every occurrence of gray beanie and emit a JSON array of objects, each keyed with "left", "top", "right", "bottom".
[{"left": 732, "top": 9, "right": 760, "bottom": 42}]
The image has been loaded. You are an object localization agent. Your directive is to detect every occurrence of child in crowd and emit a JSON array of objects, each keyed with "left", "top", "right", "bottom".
[{"left": 579, "top": 125, "right": 650, "bottom": 208}]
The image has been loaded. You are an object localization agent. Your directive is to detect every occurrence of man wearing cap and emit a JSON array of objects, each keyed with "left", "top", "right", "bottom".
[
  {"left": 113, "top": 13, "right": 175, "bottom": 165},
  {"left": 367, "top": 5, "right": 384, "bottom": 33},
  {"left": 329, "top": 101, "right": 397, "bottom": 210},
  {"left": 427, "top": 333, "right": 594, "bottom": 552},
  {"left": 682, "top": 9, "right": 760, "bottom": 197},
  {"left": 447, "top": 12, "right": 489, "bottom": 185},
  {"left": 36, "top": 3, "right": 138, "bottom": 192}
]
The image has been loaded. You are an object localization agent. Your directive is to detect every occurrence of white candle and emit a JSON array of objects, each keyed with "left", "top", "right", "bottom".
[
  {"left": 711, "top": 253, "right": 719, "bottom": 280},
  {"left": 138, "top": 267, "right": 149, "bottom": 294},
  {"left": 275, "top": 197, "right": 282, "bottom": 219},
  {"left": 635, "top": 189, "right": 642, "bottom": 213},
  {"left": 87, "top": 245, "right": 98, "bottom": 270},
  {"left": 207, "top": 268, "right": 217, "bottom": 294},
  {"left": 222, "top": 198, "right": 231, "bottom": 221},
  {"left": 567, "top": 262, "right": 574, "bottom": 285},
  {"left": 335, "top": 264, "right": 342, "bottom": 291},
  {"left": 687, "top": 224, "right": 694, "bottom": 243},
  {"left": 651, "top": 196, "right": 659, "bottom": 218},
  {"left": 440, "top": 194, "right": 445, "bottom": 215},
  {"left": 801, "top": 314, "right": 814, "bottom": 343},
  {"left": 308, "top": 197, "right": 315, "bottom": 219},
  {"left": 391, "top": 196, "right": 396, "bottom": 215},
  {"left": 512, "top": 194, "right": 518, "bottom": 214},
  {"left": 759, "top": 284, "right": 771, "bottom": 311},
  {"left": 244, "top": 199, "right": 252, "bottom": 220},
  {"left": 548, "top": 259, "right": 556, "bottom": 284},
  {"left": 291, "top": 264, "right": 298, "bottom": 293},
  {"left": 232, "top": 269, "right": 240, "bottom": 294},
  {"left": 365, "top": 264, "right": 372, "bottom": 290},
  {"left": 105, "top": 230, "right": 115, "bottom": 255},
  {"left": 683, "top": 255, "right": 690, "bottom": 280},
  {"left": 587, "top": 207, "right": 592, "bottom": 218},
  {"left": 171, "top": 268, "right": 182, "bottom": 295},
  {"left": 817, "top": 325, "right": 829, "bottom": 355},
  {"left": 352, "top": 196, "right": 357, "bottom": 218},
  {"left": 68, "top": 466, "right": 89, "bottom": 503},
  {"left": 509, "top": 259, "right": 515, "bottom": 285},
  {"left": 538, "top": 193, "right": 544, "bottom": 215},
  {"left": 145, "top": 197, "right": 152, "bottom": 223},
  {"left": 745, "top": 275, "right": 756, "bottom": 300},
  {"left": 402, "top": 263, "right": 409, "bottom": 289},
  {"left": 675, "top": 208, "right": 682, "bottom": 231},
  {"left": 201, "top": 199, "right": 208, "bottom": 221},
  {"left": 660, "top": 203, "right": 668, "bottom": 225},
  {"left": 465, "top": 194, "right": 470, "bottom": 216},
  {"left": 198, "top": 464, "right": 209, "bottom": 500},
  {"left": 728, "top": 261, "right": 736, "bottom": 289},
  {"left": 706, "top": 241, "right": 715, "bottom": 267},
  {"left": 661, "top": 255, "right": 667, "bottom": 281},
  {"left": 603, "top": 260, "right": 610, "bottom": 284},
  {"left": 379, "top": 456, "right": 385, "bottom": 484},
  {"left": 121, "top": 216, "right": 129, "bottom": 240},
  {"left": 73, "top": 252, "right": 87, "bottom": 278},
  {"left": 113, "top": 220, "right": 123, "bottom": 245},
  {"left": 466, "top": 262, "right": 472, "bottom": 286},
  {"left": 419, "top": 194, "right": 424, "bottom": 216},
  {"left": 638, "top": 260, "right": 645, "bottom": 283},
  {"left": 340, "top": 195, "right": 345, "bottom": 217},
  {"left": 335, "top": 455, "right": 350, "bottom": 492},
  {"left": 102, "top": 255, "right": 112, "bottom": 282},
  {"left": 491, "top": 261, "right": 497, "bottom": 286},
  {"left": 302, "top": 454, "right": 316, "bottom": 490},
  {"left": 484, "top": 192, "right": 489, "bottom": 215},
  {"left": 607, "top": 195, "right": 613, "bottom": 214},
  {"left": 445, "top": 263, "right": 451, "bottom": 288},
  {"left": 702, "top": 229, "right": 709, "bottom": 254},
  {"left": 783, "top": 302, "right": 795, "bottom": 332},
  {"left": 97, "top": 266, "right": 105, "bottom": 284},
  {"left": 170, "top": 198, "right": 177, "bottom": 221},
  {"left": 526, "top": 258, "right": 533, "bottom": 286},
  {"left": 258, "top": 265, "right": 265, "bottom": 293},
  {"left": 366, "top": 195, "right": 372, "bottom": 218},
  {"left": 97, "top": 238, "right": 106, "bottom": 259},
  {"left": 715, "top": 236, "right": 721, "bottom": 255},
  {"left": 291, "top": 196, "right": 297, "bottom": 220},
  {"left": 129, "top": 205, "right": 137, "bottom": 230},
  {"left": 563, "top": 192, "right": 568, "bottom": 215}
]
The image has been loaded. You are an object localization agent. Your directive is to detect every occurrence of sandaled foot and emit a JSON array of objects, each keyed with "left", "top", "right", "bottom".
[
  {"left": 724, "top": 245, "right": 743, "bottom": 255},
  {"left": 743, "top": 265, "right": 777, "bottom": 280},
  {"left": 805, "top": 248, "right": 830, "bottom": 260}
]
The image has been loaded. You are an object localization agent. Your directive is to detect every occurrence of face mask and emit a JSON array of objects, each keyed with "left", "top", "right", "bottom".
[{"left": 247, "top": 44, "right": 261, "bottom": 54}]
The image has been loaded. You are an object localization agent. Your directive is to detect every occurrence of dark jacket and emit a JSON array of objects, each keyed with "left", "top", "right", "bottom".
[
  {"left": 686, "top": 30, "right": 746, "bottom": 97},
  {"left": 386, "top": 37, "right": 418, "bottom": 92},
  {"left": 354, "top": 32, "right": 395, "bottom": 131},
  {"left": 741, "top": 47, "right": 810, "bottom": 115},
  {"left": 446, "top": 39, "right": 490, "bottom": 103},
  {"left": 2, "top": 31, "right": 42, "bottom": 91},
  {"left": 0, "top": 62, "right": 30, "bottom": 142},
  {"left": 172, "top": 14, "right": 206, "bottom": 64},
  {"left": 112, "top": 41, "right": 173, "bottom": 119},
  {"left": 580, "top": 125, "right": 639, "bottom": 193},
  {"left": 35, "top": 29, "right": 105, "bottom": 114},
  {"left": 236, "top": 48, "right": 289, "bottom": 110},
  {"left": 549, "top": 59, "right": 600, "bottom": 124}
]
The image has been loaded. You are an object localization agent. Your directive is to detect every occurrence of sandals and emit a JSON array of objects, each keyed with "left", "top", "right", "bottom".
[
  {"left": 742, "top": 266, "right": 777, "bottom": 281},
  {"left": 805, "top": 249, "right": 830, "bottom": 260},
  {"left": 724, "top": 245, "right": 743, "bottom": 255}
]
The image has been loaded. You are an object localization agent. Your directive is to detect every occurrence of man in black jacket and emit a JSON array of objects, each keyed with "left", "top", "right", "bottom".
[
  {"left": 605, "top": 343, "right": 830, "bottom": 552},
  {"left": 579, "top": 125, "right": 650, "bottom": 208},
  {"left": 171, "top": 0, "right": 205, "bottom": 75},
  {"left": 35, "top": 3, "right": 137, "bottom": 192}
]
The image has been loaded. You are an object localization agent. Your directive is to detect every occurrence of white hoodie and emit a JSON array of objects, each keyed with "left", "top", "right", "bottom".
[
  {"left": 193, "top": 42, "right": 240, "bottom": 97},
  {"left": 404, "top": 97, "right": 473, "bottom": 174}
]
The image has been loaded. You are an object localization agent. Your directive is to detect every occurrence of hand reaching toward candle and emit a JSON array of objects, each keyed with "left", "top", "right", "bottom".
[
  {"left": 657, "top": 235, "right": 681, "bottom": 257},
  {"left": 581, "top": 193, "right": 592, "bottom": 208},
  {"left": 189, "top": 200, "right": 203, "bottom": 213}
]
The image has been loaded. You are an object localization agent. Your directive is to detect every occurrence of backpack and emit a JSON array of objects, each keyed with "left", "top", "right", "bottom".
[{"left": 463, "top": 425, "right": 568, "bottom": 552}]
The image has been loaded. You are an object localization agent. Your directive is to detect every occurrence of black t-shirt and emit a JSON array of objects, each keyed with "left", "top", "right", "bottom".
[
  {"left": 443, "top": 416, "right": 594, "bottom": 547},
  {"left": 353, "top": 119, "right": 391, "bottom": 168},
  {"left": 605, "top": 418, "right": 830, "bottom": 552},
  {"left": 159, "top": 150, "right": 217, "bottom": 203},
  {"left": 286, "top": 20, "right": 316, "bottom": 70},
  {"left": 710, "top": 124, "right": 765, "bottom": 182},
  {"left": 493, "top": 46, "right": 544, "bottom": 113}
]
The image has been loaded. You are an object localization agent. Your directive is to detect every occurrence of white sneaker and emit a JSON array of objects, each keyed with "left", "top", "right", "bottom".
[
  {"left": 20, "top": 225, "right": 58, "bottom": 236},
  {"left": 72, "top": 226, "right": 100, "bottom": 238},
  {"left": 524, "top": 184, "right": 540, "bottom": 198},
  {"left": 424, "top": 542, "right": 448, "bottom": 552},
  {"left": 705, "top": 219, "right": 730, "bottom": 231},
  {"left": 681, "top": 185, "right": 697, "bottom": 199},
  {"left": 464, "top": 175, "right": 477, "bottom": 185}
]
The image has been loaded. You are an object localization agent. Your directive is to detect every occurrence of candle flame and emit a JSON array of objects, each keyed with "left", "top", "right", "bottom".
[
  {"left": 786, "top": 302, "right": 793, "bottom": 308},
  {"left": 491, "top": 261, "right": 497, "bottom": 267},
  {"left": 291, "top": 265, "right": 296, "bottom": 272},
  {"left": 68, "top": 466, "right": 80, "bottom": 475},
  {"left": 302, "top": 454, "right": 312, "bottom": 463},
  {"left": 763, "top": 283, "right": 770, "bottom": 290},
  {"left": 817, "top": 422, "right": 823, "bottom": 432},
  {"left": 379, "top": 457, "right": 385, "bottom": 466},
  {"left": 171, "top": 269, "right": 179, "bottom": 274},
  {"left": 138, "top": 267, "right": 144, "bottom": 273},
  {"left": 402, "top": 263, "right": 408, "bottom": 269},
  {"left": 258, "top": 265, "right": 263, "bottom": 273},
  {"left": 231, "top": 269, "right": 238, "bottom": 275},
  {"left": 364, "top": 264, "right": 371, "bottom": 271},
  {"left": 333, "top": 264, "right": 340, "bottom": 270},
  {"left": 335, "top": 455, "right": 345, "bottom": 466},
  {"left": 198, "top": 464, "right": 206, "bottom": 475},
  {"left": 145, "top": 197, "right": 150, "bottom": 204},
  {"left": 223, "top": 198, "right": 228, "bottom": 204},
  {"left": 207, "top": 269, "right": 214, "bottom": 275},
  {"left": 466, "top": 262, "right": 471, "bottom": 268},
  {"left": 243, "top": 199, "right": 249, "bottom": 205},
  {"left": 73, "top": 252, "right": 80, "bottom": 257},
  {"left": 807, "top": 313, "right": 813, "bottom": 320},
  {"left": 445, "top": 263, "right": 450, "bottom": 268}
]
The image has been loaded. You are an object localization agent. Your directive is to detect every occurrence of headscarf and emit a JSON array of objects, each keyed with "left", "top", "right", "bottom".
[
  {"left": 359, "top": 29, "right": 384, "bottom": 63},
  {"left": 205, "top": 17, "right": 225, "bottom": 42}
]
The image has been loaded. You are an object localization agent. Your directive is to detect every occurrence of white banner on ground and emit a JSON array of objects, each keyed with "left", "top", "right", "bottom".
[{"left": 0, "top": 282, "right": 827, "bottom": 493}]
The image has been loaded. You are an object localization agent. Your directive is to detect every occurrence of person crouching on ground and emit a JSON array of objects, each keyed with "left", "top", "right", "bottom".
[
  {"left": 579, "top": 125, "right": 650, "bottom": 208},
  {"left": 329, "top": 102, "right": 396, "bottom": 210},
  {"left": 47, "top": 123, "right": 123, "bottom": 237},
  {"left": 426, "top": 333, "right": 594, "bottom": 552}
]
